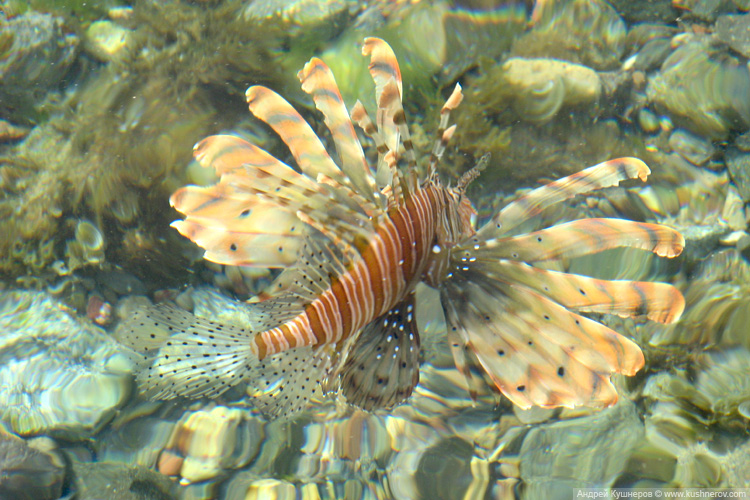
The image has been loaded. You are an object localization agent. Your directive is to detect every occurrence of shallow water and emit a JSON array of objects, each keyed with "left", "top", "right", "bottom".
[{"left": 1, "top": 0, "right": 750, "bottom": 499}]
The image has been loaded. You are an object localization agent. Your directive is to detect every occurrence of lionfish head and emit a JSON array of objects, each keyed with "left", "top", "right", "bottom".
[{"left": 444, "top": 153, "right": 490, "bottom": 245}]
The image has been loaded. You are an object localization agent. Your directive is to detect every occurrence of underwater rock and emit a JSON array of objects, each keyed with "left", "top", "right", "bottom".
[
  {"left": 84, "top": 20, "right": 136, "bottom": 63},
  {"left": 725, "top": 147, "right": 750, "bottom": 202},
  {"left": 156, "top": 405, "right": 263, "bottom": 485},
  {"left": 0, "top": 119, "right": 30, "bottom": 142},
  {"left": 500, "top": 58, "right": 602, "bottom": 123},
  {"left": 0, "top": 426, "right": 65, "bottom": 500},
  {"left": 0, "top": 11, "right": 78, "bottom": 124},
  {"left": 638, "top": 107, "right": 661, "bottom": 134},
  {"left": 695, "top": 348, "right": 750, "bottom": 423},
  {"left": 672, "top": 0, "right": 736, "bottom": 21},
  {"left": 65, "top": 220, "right": 106, "bottom": 274},
  {"left": 224, "top": 475, "right": 372, "bottom": 500},
  {"left": 242, "top": 0, "right": 357, "bottom": 40},
  {"left": 624, "top": 24, "right": 678, "bottom": 72},
  {"left": 297, "top": 410, "right": 392, "bottom": 479},
  {"left": 224, "top": 476, "right": 295, "bottom": 499},
  {"left": 318, "top": 1, "right": 526, "bottom": 105},
  {"left": 715, "top": 14, "right": 750, "bottom": 59},
  {"left": 519, "top": 400, "right": 643, "bottom": 498},
  {"left": 71, "top": 461, "right": 177, "bottom": 500},
  {"left": 607, "top": 0, "right": 679, "bottom": 23},
  {"left": 668, "top": 129, "right": 715, "bottom": 166},
  {"left": 637, "top": 360, "right": 750, "bottom": 487},
  {"left": 87, "top": 294, "right": 113, "bottom": 326},
  {"left": 648, "top": 249, "right": 750, "bottom": 351},
  {"left": 0, "top": 290, "right": 132, "bottom": 438},
  {"left": 647, "top": 36, "right": 750, "bottom": 139},
  {"left": 96, "top": 270, "right": 147, "bottom": 299}
]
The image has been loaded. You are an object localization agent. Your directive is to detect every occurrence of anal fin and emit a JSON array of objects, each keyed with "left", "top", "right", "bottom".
[
  {"left": 335, "top": 293, "right": 421, "bottom": 411},
  {"left": 248, "top": 346, "right": 335, "bottom": 419}
]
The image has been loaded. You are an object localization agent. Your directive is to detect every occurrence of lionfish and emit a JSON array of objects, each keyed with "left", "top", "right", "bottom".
[{"left": 122, "top": 38, "right": 685, "bottom": 418}]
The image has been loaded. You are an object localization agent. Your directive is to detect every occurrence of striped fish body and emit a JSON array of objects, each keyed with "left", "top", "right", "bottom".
[
  {"left": 256, "top": 183, "right": 458, "bottom": 358},
  {"left": 121, "top": 38, "right": 685, "bottom": 418}
]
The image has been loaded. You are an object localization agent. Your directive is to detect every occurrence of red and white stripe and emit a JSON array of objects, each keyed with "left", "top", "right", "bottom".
[{"left": 254, "top": 184, "right": 447, "bottom": 358}]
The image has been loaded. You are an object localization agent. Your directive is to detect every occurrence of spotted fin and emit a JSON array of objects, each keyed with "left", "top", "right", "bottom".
[
  {"left": 479, "top": 157, "right": 651, "bottom": 238},
  {"left": 119, "top": 301, "right": 336, "bottom": 419},
  {"left": 119, "top": 305, "right": 258, "bottom": 400},
  {"left": 472, "top": 218, "right": 685, "bottom": 262},
  {"left": 335, "top": 293, "right": 421, "bottom": 411},
  {"left": 170, "top": 192, "right": 302, "bottom": 267},
  {"left": 441, "top": 270, "right": 644, "bottom": 409},
  {"left": 248, "top": 346, "right": 335, "bottom": 419},
  {"left": 472, "top": 259, "right": 685, "bottom": 324}
]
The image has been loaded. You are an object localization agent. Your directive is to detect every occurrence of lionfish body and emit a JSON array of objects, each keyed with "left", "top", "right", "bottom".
[{"left": 122, "top": 38, "right": 685, "bottom": 417}]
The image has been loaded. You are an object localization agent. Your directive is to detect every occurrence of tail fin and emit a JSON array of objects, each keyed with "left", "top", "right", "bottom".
[
  {"left": 119, "top": 303, "right": 336, "bottom": 419},
  {"left": 119, "top": 305, "right": 258, "bottom": 400}
]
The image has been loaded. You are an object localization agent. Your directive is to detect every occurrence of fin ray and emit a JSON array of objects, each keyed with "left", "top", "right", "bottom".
[
  {"left": 249, "top": 346, "right": 334, "bottom": 419},
  {"left": 298, "top": 58, "right": 382, "bottom": 211},
  {"left": 245, "top": 86, "right": 344, "bottom": 182},
  {"left": 473, "top": 259, "right": 685, "bottom": 324},
  {"left": 479, "top": 157, "right": 651, "bottom": 237},
  {"left": 473, "top": 218, "right": 685, "bottom": 262}
]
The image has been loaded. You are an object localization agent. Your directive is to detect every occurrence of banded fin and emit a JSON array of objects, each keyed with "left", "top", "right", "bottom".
[
  {"left": 361, "top": 37, "right": 408, "bottom": 196},
  {"left": 297, "top": 57, "right": 383, "bottom": 213},
  {"left": 192, "top": 134, "right": 283, "bottom": 175},
  {"left": 428, "top": 84, "right": 463, "bottom": 175},
  {"left": 249, "top": 346, "right": 335, "bottom": 419},
  {"left": 362, "top": 37, "right": 402, "bottom": 156},
  {"left": 362, "top": 37, "right": 403, "bottom": 104},
  {"left": 379, "top": 78, "right": 417, "bottom": 183},
  {"left": 182, "top": 153, "right": 375, "bottom": 260},
  {"left": 350, "top": 100, "right": 391, "bottom": 190},
  {"left": 223, "top": 168, "right": 373, "bottom": 239},
  {"left": 472, "top": 259, "right": 685, "bottom": 324},
  {"left": 335, "top": 293, "right": 421, "bottom": 411},
  {"left": 245, "top": 85, "right": 344, "bottom": 184},
  {"left": 478, "top": 157, "right": 651, "bottom": 238},
  {"left": 119, "top": 305, "right": 257, "bottom": 400},
  {"left": 472, "top": 218, "right": 685, "bottom": 262},
  {"left": 441, "top": 271, "right": 644, "bottom": 409}
]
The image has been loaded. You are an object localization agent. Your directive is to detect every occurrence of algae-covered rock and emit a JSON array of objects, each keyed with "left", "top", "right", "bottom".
[
  {"left": 647, "top": 37, "right": 750, "bottom": 140},
  {"left": 0, "top": 0, "right": 288, "bottom": 282},
  {"left": 513, "top": 0, "right": 627, "bottom": 70},
  {"left": 0, "top": 11, "right": 78, "bottom": 124},
  {"left": 500, "top": 57, "right": 602, "bottom": 123}
]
